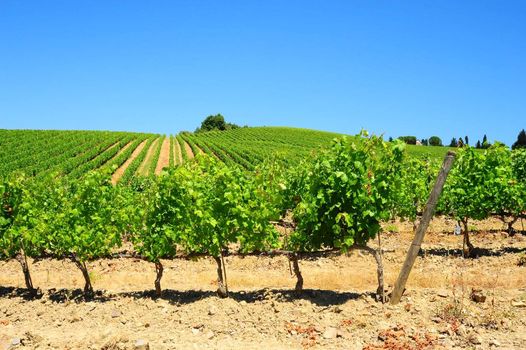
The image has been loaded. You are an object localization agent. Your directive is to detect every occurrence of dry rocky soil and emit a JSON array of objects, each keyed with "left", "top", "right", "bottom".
[{"left": 0, "top": 217, "right": 525, "bottom": 349}]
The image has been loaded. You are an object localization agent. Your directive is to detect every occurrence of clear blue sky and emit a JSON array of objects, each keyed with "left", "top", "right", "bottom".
[{"left": 1, "top": 1, "right": 525, "bottom": 145}]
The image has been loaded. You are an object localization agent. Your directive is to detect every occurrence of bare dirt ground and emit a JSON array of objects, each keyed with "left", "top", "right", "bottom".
[
  {"left": 1, "top": 217, "right": 525, "bottom": 349},
  {"left": 137, "top": 139, "right": 160, "bottom": 176},
  {"left": 184, "top": 141, "right": 194, "bottom": 159},
  {"left": 111, "top": 141, "right": 146, "bottom": 185},
  {"left": 154, "top": 139, "right": 171, "bottom": 175}
]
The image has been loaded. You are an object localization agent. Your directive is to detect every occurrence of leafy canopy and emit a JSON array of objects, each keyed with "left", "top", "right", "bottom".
[{"left": 287, "top": 132, "right": 405, "bottom": 251}]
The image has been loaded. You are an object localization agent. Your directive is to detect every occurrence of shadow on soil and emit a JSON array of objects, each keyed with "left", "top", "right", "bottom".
[
  {"left": 122, "top": 288, "right": 366, "bottom": 307},
  {"left": 0, "top": 286, "right": 367, "bottom": 307},
  {"left": 0, "top": 286, "right": 44, "bottom": 301},
  {"left": 419, "top": 246, "right": 526, "bottom": 258}
]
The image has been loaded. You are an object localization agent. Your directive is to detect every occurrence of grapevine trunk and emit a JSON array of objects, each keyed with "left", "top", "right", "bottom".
[
  {"left": 289, "top": 254, "right": 303, "bottom": 292},
  {"left": 15, "top": 251, "right": 34, "bottom": 293},
  {"left": 72, "top": 257, "right": 94, "bottom": 297},
  {"left": 499, "top": 216, "right": 518, "bottom": 236},
  {"left": 154, "top": 261, "right": 163, "bottom": 297},
  {"left": 356, "top": 245, "right": 386, "bottom": 303},
  {"left": 461, "top": 219, "right": 474, "bottom": 258},
  {"left": 214, "top": 256, "right": 228, "bottom": 298}
]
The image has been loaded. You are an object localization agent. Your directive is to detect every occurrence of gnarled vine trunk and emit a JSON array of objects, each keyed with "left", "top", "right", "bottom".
[
  {"left": 214, "top": 255, "right": 228, "bottom": 298},
  {"left": 71, "top": 256, "right": 93, "bottom": 297},
  {"left": 155, "top": 261, "right": 164, "bottom": 297},
  {"left": 500, "top": 215, "right": 518, "bottom": 236},
  {"left": 15, "top": 250, "right": 35, "bottom": 293},
  {"left": 355, "top": 245, "right": 386, "bottom": 303},
  {"left": 461, "top": 218, "right": 474, "bottom": 258},
  {"left": 288, "top": 253, "right": 303, "bottom": 292}
]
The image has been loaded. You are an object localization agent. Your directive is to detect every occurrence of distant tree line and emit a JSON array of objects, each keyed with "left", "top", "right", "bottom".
[
  {"left": 391, "top": 129, "right": 526, "bottom": 150},
  {"left": 395, "top": 135, "right": 443, "bottom": 146}
]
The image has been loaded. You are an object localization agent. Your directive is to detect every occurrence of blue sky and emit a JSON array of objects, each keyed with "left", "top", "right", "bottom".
[{"left": 1, "top": 1, "right": 525, "bottom": 145}]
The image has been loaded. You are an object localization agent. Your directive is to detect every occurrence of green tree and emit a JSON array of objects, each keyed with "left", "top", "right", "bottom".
[
  {"left": 449, "top": 138, "right": 458, "bottom": 147},
  {"left": 200, "top": 114, "right": 227, "bottom": 132},
  {"left": 398, "top": 136, "right": 417, "bottom": 145},
  {"left": 482, "top": 134, "right": 490, "bottom": 149},
  {"left": 512, "top": 129, "right": 526, "bottom": 150},
  {"left": 429, "top": 136, "right": 443, "bottom": 146},
  {"left": 195, "top": 114, "right": 241, "bottom": 133}
]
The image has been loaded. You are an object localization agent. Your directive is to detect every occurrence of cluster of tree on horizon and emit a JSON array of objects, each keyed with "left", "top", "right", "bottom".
[
  {"left": 391, "top": 129, "right": 526, "bottom": 150},
  {"left": 194, "top": 114, "right": 244, "bottom": 133}
]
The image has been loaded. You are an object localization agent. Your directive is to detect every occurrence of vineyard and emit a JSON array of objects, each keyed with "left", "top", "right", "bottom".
[
  {"left": 1, "top": 128, "right": 526, "bottom": 349},
  {"left": 0, "top": 128, "right": 341, "bottom": 179},
  {"left": 0, "top": 127, "right": 456, "bottom": 181}
]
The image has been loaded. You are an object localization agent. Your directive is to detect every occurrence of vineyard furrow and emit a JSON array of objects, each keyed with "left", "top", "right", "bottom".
[
  {"left": 148, "top": 136, "right": 164, "bottom": 176},
  {"left": 168, "top": 136, "right": 175, "bottom": 168},
  {"left": 111, "top": 140, "right": 147, "bottom": 184},
  {"left": 68, "top": 140, "right": 124, "bottom": 178},
  {"left": 184, "top": 141, "right": 194, "bottom": 159},
  {"left": 176, "top": 135, "right": 189, "bottom": 162},
  {"left": 174, "top": 137, "right": 183, "bottom": 165},
  {"left": 56, "top": 138, "right": 121, "bottom": 176},
  {"left": 106, "top": 141, "right": 133, "bottom": 166},
  {"left": 137, "top": 138, "right": 160, "bottom": 176},
  {"left": 155, "top": 138, "right": 171, "bottom": 174}
]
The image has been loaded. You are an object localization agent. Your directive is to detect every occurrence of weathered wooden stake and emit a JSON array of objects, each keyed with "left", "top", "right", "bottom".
[{"left": 390, "top": 151, "right": 455, "bottom": 305}]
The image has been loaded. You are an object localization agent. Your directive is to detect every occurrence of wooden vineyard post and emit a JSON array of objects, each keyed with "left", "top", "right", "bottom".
[{"left": 390, "top": 151, "right": 456, "bottom": 305}]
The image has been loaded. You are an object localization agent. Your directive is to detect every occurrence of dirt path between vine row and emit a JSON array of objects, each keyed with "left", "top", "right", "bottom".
[
  {"left": 137, "top": 138, "right": 160, "bottom": 176},
  {"left": 174, "top": 138, "right": 183, "bottom": 165},
  {"left": 111, "top": 141, "right": 132, "bottom": 160},
  {"left": 194, "top": 143, "right": 204, "bottom": 155},
  {"left": 184, "top": 141, "right": 194, "bottom": 159},
  {"left": 0, "top": 217, "right": 525, "bottom": 350},
  {"left": 111, "top": 140, "right": 146, "bottom": 185},
  {"left": 154, "top": 138, "right": 171, "bottom": 175},
  {"left": 101, "top": 141, "right": 132, "bottom": 169}
]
